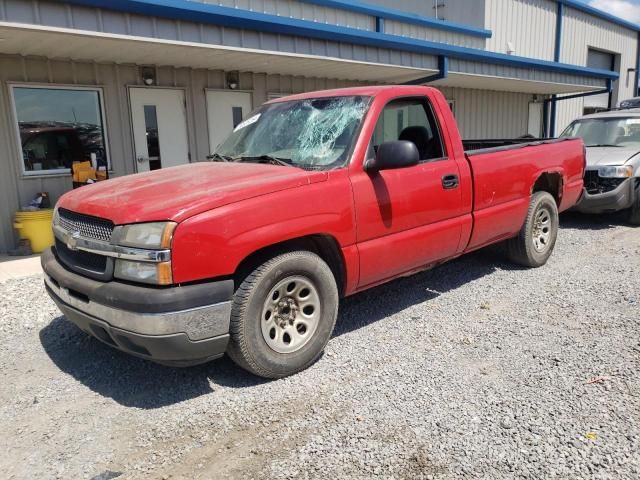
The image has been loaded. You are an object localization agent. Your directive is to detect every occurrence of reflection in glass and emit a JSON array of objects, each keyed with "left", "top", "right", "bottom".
[
  {"left": 232, "top": 106, "right": 243, "bottom": 128},
  {"left": 143, "top": 105, "right": 161, "bottom": 170},
  {"left": 13, "top": 87, "right": 108, "bottom": 173}
]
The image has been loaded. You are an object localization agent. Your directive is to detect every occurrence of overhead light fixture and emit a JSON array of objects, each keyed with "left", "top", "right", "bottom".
[
  {"left": 226, "top": 71, "right": 239, "bottom": 90},
  {"left": 140, "top": 66, "right": 156, "bottom": 86}
]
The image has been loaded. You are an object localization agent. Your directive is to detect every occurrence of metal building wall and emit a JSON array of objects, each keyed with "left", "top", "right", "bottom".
[
  {"left": 0, "top": 0, "right": 436, "bottom": 71},
  {"left": 195, "top": 0, "right": 375, "bottom": 31},
  {"left": 555, "top": 6, "right": 639, "bottom": 132},
  {"left": 439, "top": 86, "right": 534, "bottom": 138},
  {"left": 0, "top": 53, "right": 362, "bottom": 252},
  {"left": 484, "top": 0, "right": 557, "bottom": 60},
  {"left": 366, "top": 0, "right": 486, "bottom": 30},
  {"left": 384, "top": 20, "right": 485, "bottom": 48}
]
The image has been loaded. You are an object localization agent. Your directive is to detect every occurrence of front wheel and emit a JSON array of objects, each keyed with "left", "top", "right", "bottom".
[
  {"left": 506, "top": 191, "right": 559, "bottom": 268},
  {"left": 227, "top": 251, "right": 339, "bottom": 379}
]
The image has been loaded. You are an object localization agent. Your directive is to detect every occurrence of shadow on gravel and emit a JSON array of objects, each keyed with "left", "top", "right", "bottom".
[
  {"left": 334, "top": 247, "right": 510, "bottom": 337},
  {"left": 39, "top": 317, "right": 267, "bottom": 409},
  {"left": 38, "top": 241, "right": 539, "bottom": 407},
  {"left": 559, "top": 211, "right": 629, "bottom": 230}
]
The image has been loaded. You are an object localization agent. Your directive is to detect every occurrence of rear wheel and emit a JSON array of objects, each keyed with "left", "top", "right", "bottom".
[
  {"left": 506, "top": 191, "right": 559, "bottom": 267},
  {"left": 227, "top": 251, "right": 339, "bottom": 379}
]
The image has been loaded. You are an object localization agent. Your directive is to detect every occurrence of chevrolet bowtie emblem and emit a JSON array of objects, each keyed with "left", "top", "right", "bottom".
[{"left": 66, "top": 231, "right": 81, "bottom": 251}]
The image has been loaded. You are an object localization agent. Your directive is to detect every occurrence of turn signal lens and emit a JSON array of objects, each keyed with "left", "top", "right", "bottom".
[{"left": 157, "top": 261, "right": 173, "bottom": 285}]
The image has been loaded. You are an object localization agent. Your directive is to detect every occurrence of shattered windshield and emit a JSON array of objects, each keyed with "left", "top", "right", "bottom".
[{"left": 214, "top": 96, "right": 371, "bottom": 169}]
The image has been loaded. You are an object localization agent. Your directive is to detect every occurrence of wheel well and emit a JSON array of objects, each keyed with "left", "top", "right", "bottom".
[
  {"left": 532, "top": 172, "right": 563, "bottom": 205},
  {"left": 233, "top": 235, "right": 346, "bottom": 296}
]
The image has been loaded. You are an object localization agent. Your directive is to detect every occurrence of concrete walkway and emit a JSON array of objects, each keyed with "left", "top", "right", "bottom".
[{"left": 0, "top": 255, "right": 42, "bottom": 282}]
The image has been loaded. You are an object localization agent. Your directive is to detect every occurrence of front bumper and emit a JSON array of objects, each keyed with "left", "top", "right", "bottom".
[
  {"left": 42, "top": 248, "right": 234, "bottom": 365},
  {"left": 574, "top": 177, "right": 636, "bottom": 214}
]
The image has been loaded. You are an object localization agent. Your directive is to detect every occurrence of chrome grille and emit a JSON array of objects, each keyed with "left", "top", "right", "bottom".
[{"left": 57, "top": 208, "right": 114, "bottom": 242}]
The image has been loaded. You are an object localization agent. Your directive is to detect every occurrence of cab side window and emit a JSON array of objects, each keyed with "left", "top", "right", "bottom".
[{"left": 368, "top": 97, "right": 445, "bottom": 162}]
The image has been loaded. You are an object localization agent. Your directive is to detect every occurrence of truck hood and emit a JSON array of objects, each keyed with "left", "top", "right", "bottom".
[
  {"left": 58, "top": 162, "right": 328, "bottom": 224},
  {"left": 585, "top": 146, "right": 640, "bottom": 167}
]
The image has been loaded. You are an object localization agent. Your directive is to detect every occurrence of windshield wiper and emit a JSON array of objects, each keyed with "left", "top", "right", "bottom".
[
  {"left": 233, "top": 155, "right": 293, "bottom": 167},
  {"left": 585, "top": 144, "right": 623, "bottom": 148},
  {"left": 207, "top": 153, "right": 234, "bottom": 162}
]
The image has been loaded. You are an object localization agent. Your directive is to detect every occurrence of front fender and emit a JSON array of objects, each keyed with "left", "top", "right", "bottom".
[{"left": 171, "top": 173, "right": 355, "bottom": 284}]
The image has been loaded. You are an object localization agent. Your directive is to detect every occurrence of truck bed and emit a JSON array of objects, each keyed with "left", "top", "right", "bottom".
[
  {"left": 463, "top": 137, "right": 574, "bottom": 154},
  {"left": 461, "top": 137, "right": 585, "bottom": 252}
]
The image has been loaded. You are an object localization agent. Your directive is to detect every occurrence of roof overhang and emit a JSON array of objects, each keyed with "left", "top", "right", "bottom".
[{"left": 0, "top": 22, "right": 605, "bottom": 95}]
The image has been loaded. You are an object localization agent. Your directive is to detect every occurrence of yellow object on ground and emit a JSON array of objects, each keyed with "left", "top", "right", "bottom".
[{"left": 13, "top": 209, "right": 55, "bottom": 253}]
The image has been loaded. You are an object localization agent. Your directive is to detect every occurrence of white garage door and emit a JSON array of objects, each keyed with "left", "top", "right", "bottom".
[{"left": 585, "top": 49, "right": 615, "bottom": 112}]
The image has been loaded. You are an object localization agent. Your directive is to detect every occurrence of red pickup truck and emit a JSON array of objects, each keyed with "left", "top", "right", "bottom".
[{"left": 43, "top": 86, "right": 585, "bottom": 378}]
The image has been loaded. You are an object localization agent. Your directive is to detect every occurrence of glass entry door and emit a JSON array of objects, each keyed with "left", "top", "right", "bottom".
[{"left": 129, "top": 87, "right": 190, "bottom": 172}]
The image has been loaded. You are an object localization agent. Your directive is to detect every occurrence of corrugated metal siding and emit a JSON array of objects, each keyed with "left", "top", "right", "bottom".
[
  {"left": 0, "top": 53, "right": 364, "bottom": 251},
  {"left": 365, "top": 0, "right": 486, "bottom": 29},
  {"left": 0, "top": 0, "right": 441, "bottom": 70},
  {"left": 485, "top": 0, "right": 557, "bottom": 60},
  {"left": 555, "top": 97, "right": 583, "bottom": 136},
  {"left": 195, "top": 0, "right": 375, "bottom": 31},
  {"left": 439, "top": 86, "right": 533, "bottom": 139},
  {"left": 384, "top": 20, "right": 485, "bottom": 48},
  {"left": 555, "top": 6, "right": 638, "bottom": 132},
  {"left": 448, "top": 59, "right": 604, "bottom": 89}
]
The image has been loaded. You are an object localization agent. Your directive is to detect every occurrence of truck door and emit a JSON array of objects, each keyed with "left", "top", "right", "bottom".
[{"left": 349, "top": 96, "right": 466, "bottom": 288}]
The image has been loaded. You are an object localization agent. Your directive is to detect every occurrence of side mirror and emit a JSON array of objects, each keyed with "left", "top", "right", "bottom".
[{"left": 365, "top": 141, "right": 419, "bottom": 173}]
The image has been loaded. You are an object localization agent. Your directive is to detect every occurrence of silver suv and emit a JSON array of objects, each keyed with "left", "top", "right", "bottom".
[{"left": 561, "top": 109, "right": 640, "bottom": 224}]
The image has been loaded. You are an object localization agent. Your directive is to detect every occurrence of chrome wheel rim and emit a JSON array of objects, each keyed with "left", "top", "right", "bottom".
[
  {"left": 532, "top": 207, "right": 552, "bottom": 252},
  {"left": 261, "top": 276, "right": 321, "bottom": 354}
]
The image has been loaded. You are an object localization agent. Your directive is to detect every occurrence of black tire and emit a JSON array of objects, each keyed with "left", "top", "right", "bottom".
[
  {"left": 628, "top": 180, "right": 640, "bottom": 226},
  {"left": 506, "top": 191, "right": 559, "bottom": 268},
  {"left": 227, "top": 251, "right": 339, "bottom": 379}
]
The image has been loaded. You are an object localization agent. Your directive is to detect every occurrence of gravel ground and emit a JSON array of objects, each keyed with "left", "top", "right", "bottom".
[{"left": 1, "top": 212, "right": 639, "bottom": 480}]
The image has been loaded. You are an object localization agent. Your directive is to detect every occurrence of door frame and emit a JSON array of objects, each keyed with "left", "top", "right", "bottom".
[
  {"left": 126, "top": 85, "right": 190, "bottom": 173},
  {"left": 204, "top": 88, "right": 254, "bottom": 154}
]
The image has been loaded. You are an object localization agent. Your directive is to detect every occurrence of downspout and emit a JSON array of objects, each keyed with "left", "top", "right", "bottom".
[
  {"left": 404, "top": 55, "right": 449, "bottom": 85},
  {"left": 549, "top": 1, "right": 564, "bottom": 137}
]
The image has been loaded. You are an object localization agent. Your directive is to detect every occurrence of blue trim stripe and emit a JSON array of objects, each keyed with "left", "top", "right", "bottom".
[
  {"left": 300, "top": 0, "right": 492, "bottom": 38},
  {"left": 554, "top": 2, "right": 563, "bottom": 63},
  {"left": 550, "top": 2, "right": 564, "bottom": 137},
  {"left": 65, "top": 0, "right": 619, "bottom": 81},
  {"left": 558, "top": 0, "right": 640, "bottom": 33}
]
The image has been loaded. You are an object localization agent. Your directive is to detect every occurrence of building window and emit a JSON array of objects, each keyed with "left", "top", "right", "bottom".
[
  {"left": 10, "top": 85, "right": 109, "bottom": 175},
  {"left": 447, "top": 100, "right": 456, "bottom": 116}
]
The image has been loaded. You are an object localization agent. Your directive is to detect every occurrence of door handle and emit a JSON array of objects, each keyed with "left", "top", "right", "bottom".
[
  {"left": 137, "top": 156, "right": 148, "bottom": 164},
  {"left": 442, "top": 174, "right": 459, "bottom": 189}
]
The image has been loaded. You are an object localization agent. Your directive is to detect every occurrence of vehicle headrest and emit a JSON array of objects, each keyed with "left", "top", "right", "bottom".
[{"left": 399, "top": 126, "right": 432, "bottom": 158}]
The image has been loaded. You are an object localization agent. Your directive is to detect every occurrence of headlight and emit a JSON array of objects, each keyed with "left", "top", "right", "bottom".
[
  {"left": 598, "top": 165, "right": 633, "bottom": 178},
  {"left": 112, "top": 221, "right": 177, "bottom": 285},
  {"left": 114, "top": 222, "right": 176, "bottom": 249},
  {"left": 114, "top": 259, "right": 173, "bottom": 285}
]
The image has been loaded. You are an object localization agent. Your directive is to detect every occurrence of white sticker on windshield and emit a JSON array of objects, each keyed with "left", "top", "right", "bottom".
[{"left": 234, "top": 113, "right": 261, "bottom": 132}]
